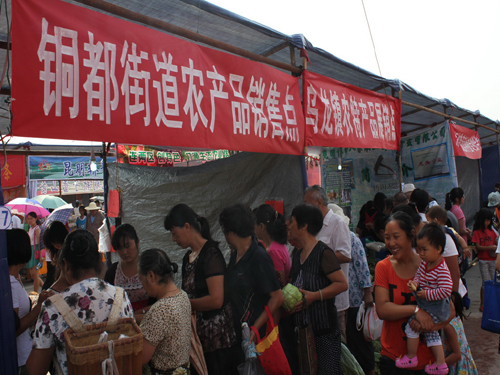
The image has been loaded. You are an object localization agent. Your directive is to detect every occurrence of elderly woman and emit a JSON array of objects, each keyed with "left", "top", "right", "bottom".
[
  {"left": 105, "top": 224, "right": 152, "bottom": 320},
  {"left": 164, "top": 203, "right": 236, "bottom": 374},
  {"left": 27, "top": 230, "right": 135, "bottom": 375},
  {"left": 375, "top": 212, "right": 452, "bottom": 374},
  {"left": 139, "top": 249, "right": 191, "bottom": 375},
  {"left": 288, "top": 204, "right": 348, "bottom": 375},
  {"left": 220, "top": 203, "right": 284, "bottom": 368}
]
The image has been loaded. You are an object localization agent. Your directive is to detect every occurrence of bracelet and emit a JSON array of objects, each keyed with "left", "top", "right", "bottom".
[{"left": 319, "top": 289, "right": 323, "bottom": 302}]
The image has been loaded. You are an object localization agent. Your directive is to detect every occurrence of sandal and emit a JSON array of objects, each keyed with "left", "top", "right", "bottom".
[
  {"left": 425, "top": 362, "right": 448, "bottom": 375},
  {"left": 395, "top": 355, "right": 418, "bottom": 368}
]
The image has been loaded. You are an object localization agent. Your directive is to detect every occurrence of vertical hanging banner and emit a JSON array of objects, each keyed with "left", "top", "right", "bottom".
[
  {"left": 0, "top": 155, "right": 25, "bottom": 187},
  {"left": 11, "top": 0, "right": 305, "bottom": 155},
  {"left": 303, "top": 70, "right": 401, "bottom": 150},
  {"left": 448, "top": 121, "right": 482, "bottom": 159}
]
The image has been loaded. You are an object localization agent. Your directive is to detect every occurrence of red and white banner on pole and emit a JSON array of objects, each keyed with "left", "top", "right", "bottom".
[
  {"left": 11, "top": 0, "right": 305, "bottom": 155},
  {"left": 448, "top": 121, "right": 482, "bottom": 159},
  {"left": 303, "top": 70, "right": 401, "bottom": 150}
]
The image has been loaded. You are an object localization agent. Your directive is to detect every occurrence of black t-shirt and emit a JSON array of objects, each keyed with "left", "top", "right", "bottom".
[{"left": 224, "top": 238, "right": 281, "bottom": 341}]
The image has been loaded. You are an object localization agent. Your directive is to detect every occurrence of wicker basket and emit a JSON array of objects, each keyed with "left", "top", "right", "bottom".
[{"left": 63, "top": 317, "right": 143, "bottom": 375}]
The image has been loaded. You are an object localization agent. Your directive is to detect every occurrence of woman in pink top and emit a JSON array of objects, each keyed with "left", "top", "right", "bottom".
[
  {"left": 446, "top": 187, "right": 471, "bottom": 243},
  {"left": 253, "top": 204, "right": 291, "bottom": 287}
]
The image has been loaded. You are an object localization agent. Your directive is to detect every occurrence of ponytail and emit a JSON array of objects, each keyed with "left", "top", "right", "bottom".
[
  {"left": 139, "top": 248, "right": 178, "bottom": 284},
  {"left": 445, "top": 192, "right": 452, "bottom": 211}
]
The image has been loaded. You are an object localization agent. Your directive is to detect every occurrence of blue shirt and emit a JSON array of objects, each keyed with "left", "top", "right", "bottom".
[{"left": 348, "top": 232, "right": 372, "bottom": 308}]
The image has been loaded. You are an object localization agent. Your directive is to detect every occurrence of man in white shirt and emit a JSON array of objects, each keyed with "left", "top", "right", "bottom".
[{"left": 303, "top": 185, "right": 352, "bottom": 340}]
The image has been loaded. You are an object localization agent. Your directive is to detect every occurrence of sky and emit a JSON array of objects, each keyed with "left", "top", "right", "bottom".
[
  {"left": 207, "top": 0, "right": 500, "bottom": 122},
  {"left": 9, "top": 0, "right": 500, "bottom": 146}
]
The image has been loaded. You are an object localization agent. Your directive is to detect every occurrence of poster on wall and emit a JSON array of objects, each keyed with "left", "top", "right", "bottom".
[
  {"left": 323, "top": 157, "right": 356, "bottom": 227},
  {"left": 400, "top": 123, "right": 458, "bottom": 206},
  {"left": 321, "top": 147, "right": 399, "bottom": 228},
  {"left": 411, "top": 143, "right": 450, "bottom": 180}
]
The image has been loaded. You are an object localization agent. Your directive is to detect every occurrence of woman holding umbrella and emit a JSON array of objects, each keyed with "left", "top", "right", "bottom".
[{"left": 26, "top": 212, "right": 44, "bottom": 294}]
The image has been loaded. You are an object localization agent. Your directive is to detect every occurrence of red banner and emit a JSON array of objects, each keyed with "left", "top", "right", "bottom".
[
  {"left": 12, "top": 0, "right": 305, "bottom": 155},
  {"left": 303, "top": 71, "right": 401, "bottom": 150},
  {"left": 449, "top": 121, "right": 482, "bottom": 159},
  {"left": 1, "top": 155, "right": 25, "bottom": 188}
]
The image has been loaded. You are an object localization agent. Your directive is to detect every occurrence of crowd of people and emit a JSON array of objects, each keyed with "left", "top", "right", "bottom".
[{"left": 7, "top": 183, "right": 500, "bottom": 375}]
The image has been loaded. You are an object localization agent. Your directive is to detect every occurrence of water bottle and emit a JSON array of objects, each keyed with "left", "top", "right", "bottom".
[{"left": 35, "top": 262, "right": 42, "bottom": 270}]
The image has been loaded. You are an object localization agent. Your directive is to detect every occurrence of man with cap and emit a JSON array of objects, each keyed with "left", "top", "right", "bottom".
[
  {"left": 85, "top": 201, "right": 105, "bottom": 244},
  {"left": 402, "top": 183, "right": 415, "bottom": 200},
  {"left": 488, "top": 191, "right": 500, "bottom": 226}
]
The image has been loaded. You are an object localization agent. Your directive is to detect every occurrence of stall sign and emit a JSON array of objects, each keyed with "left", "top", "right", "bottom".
[
  {"left": 34, "top": 180, "right": 104, "bottom": 195},
  {"left": 12, "top": 0, "right": 305, "bottom": 155},
  {"left": 303, "top": 70, "right": 401, "bottom": 150},
  {"left": 29, "top": 156, "right": 115, "bottom": 180},
  {"left": 127, "top": 149, "right": 230, "bottom": 166}
]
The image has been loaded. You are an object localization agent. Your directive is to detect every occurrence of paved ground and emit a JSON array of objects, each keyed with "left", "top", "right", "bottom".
[
  {"left": 461, "top": 260, "right": 500, "bottom": 374},
  {"left": 24, "top": 259, "right": 500, "bottom": 373}
]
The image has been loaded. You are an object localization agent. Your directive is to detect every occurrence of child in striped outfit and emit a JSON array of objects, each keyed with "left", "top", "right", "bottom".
[{"left": 396, "top": 223, "right": 453, "bottom": 375}]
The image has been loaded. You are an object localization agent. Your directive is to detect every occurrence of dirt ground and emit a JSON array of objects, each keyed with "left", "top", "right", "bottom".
[{"left": 462, "top": 261, "right": 500, "bottom": 374}]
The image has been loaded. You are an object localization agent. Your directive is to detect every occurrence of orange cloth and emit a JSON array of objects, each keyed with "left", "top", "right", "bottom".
[{"left": 374, "top": 258, "right": 434, "bottom": 368}]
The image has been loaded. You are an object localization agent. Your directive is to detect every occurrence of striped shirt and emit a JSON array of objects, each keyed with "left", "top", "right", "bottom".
[{"left": 414, "top": 258, "right": 452, "bottom": 301}]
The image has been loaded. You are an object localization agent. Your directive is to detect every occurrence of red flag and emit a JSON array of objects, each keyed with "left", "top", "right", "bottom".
[{"left": 449, "top": 121, "right": 482, "bottom": 159}]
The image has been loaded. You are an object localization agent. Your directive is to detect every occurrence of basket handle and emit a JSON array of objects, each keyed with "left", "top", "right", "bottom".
[
  {"left": 49, "top": 294, "right": 85, "bottom": 333},
  {"left": 108, "top": 287, "right": 124, "bottom": 326}
]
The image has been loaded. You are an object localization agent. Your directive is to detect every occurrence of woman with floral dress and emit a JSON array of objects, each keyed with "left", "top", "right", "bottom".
[
  {"left": 164, "top": 204, "right": 236, "bottom": 374},
  {"left": 27, "top": 230, "right": 134, "bottom": 375}
]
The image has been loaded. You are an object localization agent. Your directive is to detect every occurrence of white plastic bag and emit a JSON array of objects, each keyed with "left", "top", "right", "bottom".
[
  {"left": 356, "top": 301, "right": 383, "bottom": 341},
  {"left": 98, "top": 220, "right": 112, "bottom": 253}
]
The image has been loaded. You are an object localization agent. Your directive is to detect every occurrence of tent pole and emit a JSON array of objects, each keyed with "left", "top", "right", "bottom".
[
  {"left": 402, "top": 100, "right": 500, "bottom": 135},
  {"left": 72, "top": 0, "right": 301, "bottom": 76}
]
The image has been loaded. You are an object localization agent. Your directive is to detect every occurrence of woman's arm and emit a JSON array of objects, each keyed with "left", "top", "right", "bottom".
[
  {"left": 26, "top": 347, "right": 55, "bottom": 375},
  {"left": 374, "top": 285, "right": 418, "bottom": 321},
  {"left": 496, "top": 253, "right": 500, "bottom": 272},
  {"left": 249, "top": 289, "right": 284, "bottom": 342},
  {"left": 475, "top": 244, "right": 497, "bottom": 252},
  {"left": 443, "top": 324, "right": 461, "bottom": 366},
  {"left": 142, "top": 339, "right": 156, "bottom": 365},
  {"left": 15, "top": 290, "right": 52, "bottom": 336},
  {"left": 457, "top": 218, "right": 471, "bottom": 238},
  {"left": 190, "top": 275, "right": 224, "bottom": 311},
  {"left": 298, "top": 267, "right": 348, "bottom": 307}
]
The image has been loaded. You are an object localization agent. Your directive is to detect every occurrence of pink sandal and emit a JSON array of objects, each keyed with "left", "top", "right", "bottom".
[
  {"left": 425, "top": 362, "right": 448, "bottom": 375},
  {"left": 395, "top": 355, "right": 418, "bottom": 368}
]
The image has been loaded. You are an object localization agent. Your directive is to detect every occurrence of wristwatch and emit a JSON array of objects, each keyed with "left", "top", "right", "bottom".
[{"left": 414, "top": 306, "right": 420, "bottom": 314}]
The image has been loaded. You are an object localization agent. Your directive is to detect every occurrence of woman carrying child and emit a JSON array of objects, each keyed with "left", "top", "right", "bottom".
[
  {"left": 397, "top": 223, "right": 453, "bottom": 374},
  {"left": 375, "top": 212, "right": 452, "bottom": 375},
  {"left": 472, "top": 208, "right": 498, "bottom": 312}
]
